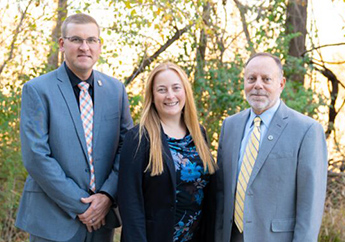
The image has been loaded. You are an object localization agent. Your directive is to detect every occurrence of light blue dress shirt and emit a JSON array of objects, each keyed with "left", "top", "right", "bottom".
[{"left": 236, "top": 99, "right": 281, "bottom": 179}]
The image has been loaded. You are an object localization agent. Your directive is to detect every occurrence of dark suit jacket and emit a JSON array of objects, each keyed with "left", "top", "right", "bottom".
[
  {"left": 16, "top": 64, "right": 133, "bottom": 241},
  {"left": 118, "top": 125, "right": 215, "bottom": 242}
]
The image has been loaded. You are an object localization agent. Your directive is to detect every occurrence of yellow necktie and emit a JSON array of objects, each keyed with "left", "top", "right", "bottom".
[{"left": 234, "top": 116, "right": 261, "bottom": 233}]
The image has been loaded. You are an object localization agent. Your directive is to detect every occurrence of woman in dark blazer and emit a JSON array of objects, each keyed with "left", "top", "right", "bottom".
[{"left": 118, "top": 62, "right": 217, "bottom": 242}]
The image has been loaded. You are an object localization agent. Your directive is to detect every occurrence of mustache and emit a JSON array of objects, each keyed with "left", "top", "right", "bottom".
[{"left": 249, "top": 91, "right": 268, "bottom": 96}]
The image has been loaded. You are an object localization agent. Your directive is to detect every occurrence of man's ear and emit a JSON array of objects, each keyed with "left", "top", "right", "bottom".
[
  {"left": 58, "top": 37, "right": 65, "bottom": 52},
  {"left": 280, "top": 77, "right": 286, "bottom": 90}
]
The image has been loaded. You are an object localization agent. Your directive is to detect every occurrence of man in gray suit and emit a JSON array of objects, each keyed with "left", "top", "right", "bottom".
[
  {"left": 16, "top": 13, "right": 133, "bottom": 242},
  {"left": 215, "top": 53, "right": 328, "bottom": 242}
]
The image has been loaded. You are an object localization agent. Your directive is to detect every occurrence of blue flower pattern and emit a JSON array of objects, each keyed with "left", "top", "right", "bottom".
[
  {"left": 166, "top": 134, "right": 210, "bottom": 242},
  {"left": 181, "top": 162, "right": 203, "bottom": 182}
]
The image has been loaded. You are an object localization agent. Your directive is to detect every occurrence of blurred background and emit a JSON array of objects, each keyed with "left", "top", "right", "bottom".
[{"left": 1, "top": 0, "right": 345, "bottom": 241}]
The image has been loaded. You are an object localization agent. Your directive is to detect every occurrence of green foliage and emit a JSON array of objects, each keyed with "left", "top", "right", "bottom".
[
  {"left": 127, "top": 92, "right": 143, "bottom": 125},
  {"left": 0, "top": 86, "right": 27, "bottom": 241},
  {"left": 250, "top": 0, "right": 287, "bottom": 51},
  {"left": 96, "top": 0, "right": 325, "bottom": 151},
  {"left": 0, "top": 1, "right": 56, "bottom": 240},
  {"left": 189, "top": 57, "right": 247, "bottom": 147},
  {"left": 281, "top": 80, "right": 322, "bottom": 116},
  {"left": 319, "top": 235, "right": 343, "bottom": 242}
]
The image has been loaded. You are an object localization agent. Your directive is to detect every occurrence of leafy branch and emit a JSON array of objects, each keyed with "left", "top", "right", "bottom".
[
  {"left": 0, "top": 0, "right": 34, "bottom": 77},
  {"left": 124, "top": 24, "right": 192, "bottom": 86}
]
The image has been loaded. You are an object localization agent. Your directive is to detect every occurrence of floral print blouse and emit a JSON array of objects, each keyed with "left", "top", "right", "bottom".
[{"left": 165, "top": 133, "right": 210, "bottom": 242}]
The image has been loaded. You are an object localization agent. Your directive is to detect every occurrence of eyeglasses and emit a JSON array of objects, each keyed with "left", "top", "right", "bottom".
[{"left": 63, "top": 36, "right": 101, "bottom": 46}]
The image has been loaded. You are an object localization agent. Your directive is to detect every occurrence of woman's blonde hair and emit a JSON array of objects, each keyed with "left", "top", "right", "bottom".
[{"left": 139, "top": 62, "right": 217, "bottom": 176}]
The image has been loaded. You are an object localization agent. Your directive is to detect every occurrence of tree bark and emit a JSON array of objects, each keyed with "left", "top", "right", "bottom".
[
  {"left": 47, "top": 0, "right": 67, "bottom": 69},
  {"left": 195, "top": 2, "right": 210, "bottom": 80},
  {"left": 285, "top": 0, "right": 308, "bottom": 84}
]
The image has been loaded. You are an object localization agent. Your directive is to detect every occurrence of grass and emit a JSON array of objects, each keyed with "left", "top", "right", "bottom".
[
  {"left": 318, "top": 174, "right": 345, "bottom": 242},
  {"left": 319, "top": 205, "right": 345, "bottom": 242}
]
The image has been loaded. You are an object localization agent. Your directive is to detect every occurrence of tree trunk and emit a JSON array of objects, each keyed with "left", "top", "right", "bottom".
[
  {"left": 195, "top": 2, "right": 210, "bottom": 80},
  {"left": 47, "top": 0, "right": 67, "bottom": 69},
  {"left": 285, "top": 0, "right": 308, "bottom": 84},
  {"left": 233, "top": 0, "right": 255, "bottom": 55}
]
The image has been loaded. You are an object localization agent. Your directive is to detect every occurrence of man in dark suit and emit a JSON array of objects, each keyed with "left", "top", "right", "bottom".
[
  {"left": 16, "top": 13, "right": 133, "bottom": 242},
  {"left": 215, "top": 53, "right": 328, "bottom": 242}
]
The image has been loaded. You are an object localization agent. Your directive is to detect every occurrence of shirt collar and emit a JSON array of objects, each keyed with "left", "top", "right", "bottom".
[
  {"left": 64, "top": 62, "right": 94, "bottom": 87},
  {"left": 248, "top": 99, "right": 281, "bottom": 128}
]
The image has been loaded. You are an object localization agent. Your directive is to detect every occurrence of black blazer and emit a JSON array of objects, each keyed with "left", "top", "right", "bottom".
[{"left": 118, "top": 125, "right": 215, "bottom": 242}]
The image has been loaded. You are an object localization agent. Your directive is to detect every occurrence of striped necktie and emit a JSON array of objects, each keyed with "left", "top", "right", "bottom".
[
  {"left": 78, "top": 82, "right": 95, "bottom": 192},
  {"left": 234, "top": 116, "right": 261, "bottom": 233}
]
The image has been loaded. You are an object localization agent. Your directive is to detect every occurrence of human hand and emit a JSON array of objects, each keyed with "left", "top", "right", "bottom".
[
  {"left": 78, "top": 193, "right": 112, "bottom": 231},
  {"left": 84, "top": 218, "right": 106, "bottom": 232}
]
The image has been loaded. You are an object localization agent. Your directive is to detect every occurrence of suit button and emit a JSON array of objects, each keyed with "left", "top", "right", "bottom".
[
  {"left": 170, "top": 206, "right": 174, "bottom": 212},
  {"left": 85, "top": 168, "right": 89, "bottom": 172}
]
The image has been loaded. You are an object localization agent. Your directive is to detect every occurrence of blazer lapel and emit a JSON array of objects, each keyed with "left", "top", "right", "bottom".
[
  {"left": 56, "top": 65, "right": 88, "bottom": 159},
  {"left": 161, "top": 128, "right": 177, "bottom": 193},
  {"left": 92, "top": 72, "right": 104, "bottom": 151},
  {"left": 247, "top": 102, "right": 289, "bottom": 188}
]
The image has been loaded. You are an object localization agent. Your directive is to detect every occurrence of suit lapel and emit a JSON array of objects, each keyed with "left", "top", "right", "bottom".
[
  {"left": 229, "top": 110, "right": 250, "bottom": 194},
  {"left": 56, "top": 65, "right": 88, "bottom": 159},
  {"left": 92, "top": 72, "right": 104, "bottom": 151},
  {"left": 247, "top": 102, "right": 289, "bottom": 188}
]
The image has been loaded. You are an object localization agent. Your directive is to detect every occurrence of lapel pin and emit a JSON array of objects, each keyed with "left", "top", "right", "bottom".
[
  {"left": 97, "top": 80, "right": 103, "bottom": 86},
  {"left": 268, "top": 135, "right": 273, "bottom": 141}
]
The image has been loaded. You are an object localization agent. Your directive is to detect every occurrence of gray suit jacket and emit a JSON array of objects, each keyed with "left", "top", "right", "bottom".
[
  {"left": 16, "top": 64, "right": 133, "bottom": 241},
  {"left": 215, "top": 101, "right": 328, "bottom": 242}
]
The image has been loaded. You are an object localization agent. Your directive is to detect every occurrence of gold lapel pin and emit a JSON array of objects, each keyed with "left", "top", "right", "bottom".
[{"left": 97, "top": 80, "right": 103, "bottom": 86}]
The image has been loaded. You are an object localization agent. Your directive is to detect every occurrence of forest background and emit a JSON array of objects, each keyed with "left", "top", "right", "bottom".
[{"left": 1, "top": 0, "right": 345, "bottom": 241}]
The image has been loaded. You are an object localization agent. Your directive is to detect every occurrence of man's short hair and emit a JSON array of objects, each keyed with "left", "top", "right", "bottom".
[
  {"left": 61, "top": 13, "right": 100, "bottom": 37},
  {"left": 245, "top": 52, "right": 283, "bottom": 74}
]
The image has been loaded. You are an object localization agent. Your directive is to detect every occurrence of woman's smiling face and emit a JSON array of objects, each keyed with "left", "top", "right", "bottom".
[{"left": 153, "top": 69, "right": 186, "bottom": 122}]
